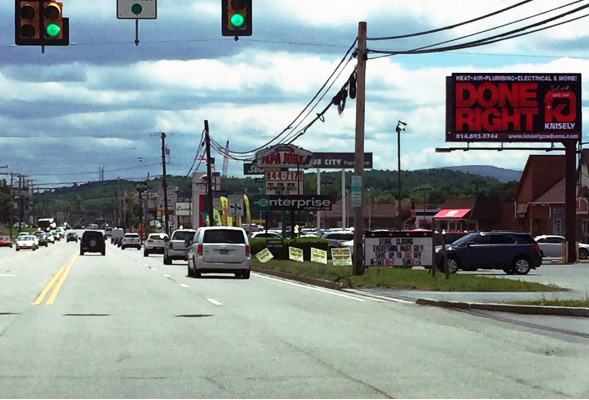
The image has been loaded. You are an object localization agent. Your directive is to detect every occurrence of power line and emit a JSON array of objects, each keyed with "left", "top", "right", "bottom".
[{"left": 367, "top": 0, "right": 534, "bottom": 41}]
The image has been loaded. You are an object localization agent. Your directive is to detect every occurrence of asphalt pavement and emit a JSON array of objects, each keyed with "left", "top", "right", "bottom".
[{"left": 252, "top": 259, "right": 589, "bottom": 317}]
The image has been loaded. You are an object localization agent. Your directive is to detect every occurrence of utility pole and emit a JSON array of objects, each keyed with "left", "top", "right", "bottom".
[
  {"left": 352, "top": 21, "right": 367, "bottom": 276},
  {"left": 204, "top": 120, "right": 215, "bottom": 226},
  {"left": 160, "top": 132, "right": 169, "bottom": 235}
]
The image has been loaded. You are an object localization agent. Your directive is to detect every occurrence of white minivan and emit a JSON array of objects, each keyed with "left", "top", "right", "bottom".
[{"left": 187, "top": 227, "right": 251, "bottom": 279}]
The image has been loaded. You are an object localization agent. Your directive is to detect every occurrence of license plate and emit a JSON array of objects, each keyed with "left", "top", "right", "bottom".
[{"left": 219, "top": 249, "right": 229, "bottom": 255}]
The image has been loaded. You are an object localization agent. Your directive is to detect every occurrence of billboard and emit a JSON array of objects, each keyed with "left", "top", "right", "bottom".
[{"left": 446, "top": 73, "right": 581, "bottom": 142}]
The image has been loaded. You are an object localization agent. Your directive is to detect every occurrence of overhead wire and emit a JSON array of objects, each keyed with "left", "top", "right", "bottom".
[
  {"left": 368, "top": 1, "right": 589, "bottom": 57},
  {"left": 367, "top": 0, "right": 534, "bottom": 41},
  {"left": 208, "top": 38, "right": 358, "bottom": 161},
  {"left": 185, "top": 129, "right": 206, "bottom": 177}
]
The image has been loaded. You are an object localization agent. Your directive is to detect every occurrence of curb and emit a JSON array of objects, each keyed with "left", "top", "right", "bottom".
[
  {"left": 251, "top": 266, "right": 343, "bottom": 290},
  {"left": 415, "top": 298, "right": 589, "bottom": 317}
]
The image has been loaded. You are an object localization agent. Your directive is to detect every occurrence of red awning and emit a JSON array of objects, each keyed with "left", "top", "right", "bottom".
[{"left": 433, "top": 208, "right": 471, "bottom": 219}]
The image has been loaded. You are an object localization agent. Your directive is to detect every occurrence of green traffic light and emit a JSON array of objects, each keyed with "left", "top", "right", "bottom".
[
  {"left": 45, "top": 23, "right": 61, "bottom": 38},
  {"left": 230, "top": 13, "right": 245, "bottom": 28}
]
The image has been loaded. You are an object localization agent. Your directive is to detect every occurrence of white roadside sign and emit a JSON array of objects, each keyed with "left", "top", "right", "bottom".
[{"left": 117, "top": 0, "right": 157, "bottom": 19}]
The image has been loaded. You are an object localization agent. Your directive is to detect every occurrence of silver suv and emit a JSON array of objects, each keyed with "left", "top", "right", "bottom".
[
  {"left": 163, "top": 229, "right": 196, "bottom": 264},
  {"left": 121, "top": 233, "right": 141, "bottom": 250}
]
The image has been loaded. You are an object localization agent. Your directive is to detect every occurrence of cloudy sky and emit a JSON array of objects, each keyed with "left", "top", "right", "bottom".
[{"left": 2, "top": 0, "right": 589, "bottom": 189}]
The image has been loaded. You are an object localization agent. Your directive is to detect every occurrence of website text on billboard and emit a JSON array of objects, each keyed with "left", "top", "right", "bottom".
[{"left": 446, "top": 73, "right": 581, "bottom": 142}]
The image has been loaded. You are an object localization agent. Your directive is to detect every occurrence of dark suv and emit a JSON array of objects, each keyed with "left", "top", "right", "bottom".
[
  {"left": 80, "top": 230, "right": 106, "bottom": 256},
  {"left": 435, "top": 231, "right": 542, "bottom": 275}
]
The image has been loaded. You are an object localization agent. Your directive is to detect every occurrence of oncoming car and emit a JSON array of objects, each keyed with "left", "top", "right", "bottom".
[
  {"left": 187, "top": 227, "right": 251, "bottom": 279},
  {"left": 16, "top": 235, "right": 38, "bottom": 251}
]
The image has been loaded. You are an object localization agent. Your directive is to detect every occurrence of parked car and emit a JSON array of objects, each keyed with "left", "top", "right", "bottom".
[
  {"left": 322, "top": 230, "right": 355, "bottom": 251},
  {"left": 143, "top": 233, "right": 169, "bottom": 256},
  {"left": 533, "top": 234, "right": 589, "bottom": 259},
  {"left": 66, "top": 232, "right": 78, "bottom": 242},
  {"left": 435, "top": 230, "right": 542, "bottom": 275},
  {"left": 80, "top": 230, "right": 106, "bottom": 255},
  {"left": 0, "top": 236, "right": 13, "bottom": 248},
  {"left": 187, "top": 227, "right": 251, "bottom": 279},
  {"left": 16, "top": 235, "right": 38, "bottom": 251},
  {"left": 163, "top": 229, "right": 197, "bottom": 264},
  {"left": 121, "top": 233, "right": 141, "bottom": 250},
  {"left": 251, "top": 231, "right": 282, "bottom": 239}
]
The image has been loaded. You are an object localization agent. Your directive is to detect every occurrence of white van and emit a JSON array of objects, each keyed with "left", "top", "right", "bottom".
[{"left": 111, "top": 228, "right": 124, "bottom": 245}]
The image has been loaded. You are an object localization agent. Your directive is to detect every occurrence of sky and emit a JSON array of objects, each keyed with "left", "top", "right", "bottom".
[{"left": 2, "top": 0, "right": 589, "bottom": 190}]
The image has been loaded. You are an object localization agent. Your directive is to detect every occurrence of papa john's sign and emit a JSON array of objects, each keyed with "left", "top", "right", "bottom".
[
  {"left": 255, "top": 144, "right": 313, "bottom": 169},
  {"left": 446, "top": 73, "right": 582, "bottom": 142}
]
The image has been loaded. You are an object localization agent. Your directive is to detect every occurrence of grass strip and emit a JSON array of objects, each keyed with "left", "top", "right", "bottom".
[{"left": 252, "top": 259, "right": 562, "bottom": 292}]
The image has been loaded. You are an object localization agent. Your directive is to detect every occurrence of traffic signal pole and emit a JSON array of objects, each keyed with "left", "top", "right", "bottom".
[
  {"left": 204, "top": 120, "right": 215, "bottom": 226},
  {"left": 353, "top": 22, "right": 367, "bottom": 276}
]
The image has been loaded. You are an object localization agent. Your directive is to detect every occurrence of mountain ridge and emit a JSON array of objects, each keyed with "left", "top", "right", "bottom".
[{"left": 438, "top": 165, "right": 521, "bottom": 183}]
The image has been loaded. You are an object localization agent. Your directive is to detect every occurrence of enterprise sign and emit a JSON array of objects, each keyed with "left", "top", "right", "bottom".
[{"left": 253, "top": 195, "right": 333, "bottom": 211}]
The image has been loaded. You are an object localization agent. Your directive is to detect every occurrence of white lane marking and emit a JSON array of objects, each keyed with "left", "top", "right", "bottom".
[
  {"left": 256, "top": 274, "right": 365, "bottom": 302},
  {"left": 179, "top": 283, "right": 188, "bottom": 288},
  {"left": 0, "top": 274, "right": 15, "bottom": 277},
  {"left": 163, "top": 274, "right": 171, "bottom": 278},
  {"left": 207, "top": 298, "right": 223, "bottom": 306},
  {"left": 344, "top": 289, "right": 415, "bottom": 304},
  {"left": 150, "top": 267, "right": 158, "bottom": 271}
]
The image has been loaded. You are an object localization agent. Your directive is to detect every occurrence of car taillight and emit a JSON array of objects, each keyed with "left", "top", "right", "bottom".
[
  {"left": 245, "top": 244, "right": 250, "bottom": 256},
  {"left": 197, "top": 244, "right": 203, "bottom": 255},
  {"left": 169, "top": 242, "right": 173, "bottom": 249},
  {"left": 147, "top": 239, "right": 153, "bottom": 243},
  {"left": 534, "top": 243, "right": 541, "bottom": 254}
]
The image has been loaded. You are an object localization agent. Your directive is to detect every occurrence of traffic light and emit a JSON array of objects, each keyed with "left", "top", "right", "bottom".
[
  {"left": 15, "top": 0, "right": 69, "bottom": 46},
  {"left": 15, "top": 1, "right": 40, "bottom": 45},
  {"left": 222, "top": 0, "right": 252, "bottom": 38}
]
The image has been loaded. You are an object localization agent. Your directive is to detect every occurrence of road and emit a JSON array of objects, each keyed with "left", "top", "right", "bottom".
[{"left": 0, "top": 234, "right": 588, "bottom": 398}]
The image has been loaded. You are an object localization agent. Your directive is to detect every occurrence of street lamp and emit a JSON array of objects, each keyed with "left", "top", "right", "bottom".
[
  {"left": 135, "top": 181, "right": 148, "bottom": 243},
  {"left": 395, "top": 120, "right": 407, "bottom": 230}
]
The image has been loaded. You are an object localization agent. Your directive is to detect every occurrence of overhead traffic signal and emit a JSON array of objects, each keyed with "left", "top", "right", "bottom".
[
  {"left": 222, "top": 0, "right": 252, "bottom": 38},
  {"left": 15, "top": 0, "right": 69, "bottom": 46}
]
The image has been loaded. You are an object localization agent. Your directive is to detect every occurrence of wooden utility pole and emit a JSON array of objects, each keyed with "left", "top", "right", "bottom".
[
  {"left": 353, "top": 21, "right": 367, "bottom": 276},
  {"left": 160, "top": 132, "right": 169, "bottom": 235},
  {"left": 204, "top": 120, "right": 215, "bottom": 226}
]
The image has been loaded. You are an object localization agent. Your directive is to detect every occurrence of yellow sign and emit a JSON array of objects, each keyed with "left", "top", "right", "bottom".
[
  {"left": 289, "top": 246, "right": 304, "bottom": 262},
  {"left": 310, "top": 247, "right": 327, "bottom": 264},
  {"left": 331, "top": 247, "right": 352, "bottom": 266},
  {"left": 255, "top": 248, "right": 274, "bottom": 263},
  {"left": 220, "top": 197, "right": 229, "bottom": 226}
]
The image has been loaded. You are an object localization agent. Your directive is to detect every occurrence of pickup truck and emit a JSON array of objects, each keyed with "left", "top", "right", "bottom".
[{"left": 163, "top": 229, "right": 196, "bottom": 264}]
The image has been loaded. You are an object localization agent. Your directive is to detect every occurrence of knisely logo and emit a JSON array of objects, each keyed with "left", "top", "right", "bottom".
[{"left": 544, "top": 90, "right": 577, "bottom": 130}]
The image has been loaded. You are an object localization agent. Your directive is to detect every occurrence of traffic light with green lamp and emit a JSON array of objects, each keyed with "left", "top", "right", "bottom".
[
  {"left": 222, "top": 0, "right": 252, "bottom": 38},
  {"left": 15, "top": 0, "right": 69, "bottom": 46}
]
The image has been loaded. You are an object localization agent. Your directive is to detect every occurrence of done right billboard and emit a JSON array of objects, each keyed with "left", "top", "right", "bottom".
[{"left": 446, "top": 73, "right": 581, "bottom": 142}]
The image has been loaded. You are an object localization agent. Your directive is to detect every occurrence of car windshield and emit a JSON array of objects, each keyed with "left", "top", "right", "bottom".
[
  {"left": 203, "top": 229, "right": 245, "bottom": 244},
  {"left": 450, "top": 232, "right": 478, "bottom": 246}
]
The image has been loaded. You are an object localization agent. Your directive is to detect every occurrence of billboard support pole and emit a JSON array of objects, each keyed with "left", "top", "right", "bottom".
[{"left": 565, "top": 140, "right": 577, "bottom": 263}]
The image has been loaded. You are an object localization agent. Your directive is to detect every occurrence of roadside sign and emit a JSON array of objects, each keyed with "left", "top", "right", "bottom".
[
  {"left": 364, "top": 230, "right": 433, "bottom": 267},
  {"left": 265, "top": 170, "right": 303, "bottom": 196},
  {"left": 331, "top": 248, "right": 352, "bottom": 266},
  {"left": 289, "top": 247, "right": 304, "bottom": 262},
  {"left": 351, "top": 175, "right": 362, "bottom": 208},
  {"left": 252, "top": 195, "right": 333, "bottom": 211},
  {"left": 255, "top": 248, "right": 274, "bottom": 263},
  {"left": 228, "top": 195, "right": 244, "bottom": 217},
  {"left": 311, "top": 247, "right": 327, "bottom": 264},
  {"left": 117, "top": 0, "right": 157, "bottom": 19},
  {"left": 311, "top": 152, "right": 373, "bottom": 169}
]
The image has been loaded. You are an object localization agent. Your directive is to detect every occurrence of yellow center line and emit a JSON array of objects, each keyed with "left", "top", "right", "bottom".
[{"left": 33, "top": 253, "right": 79, "bottom": 305}]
